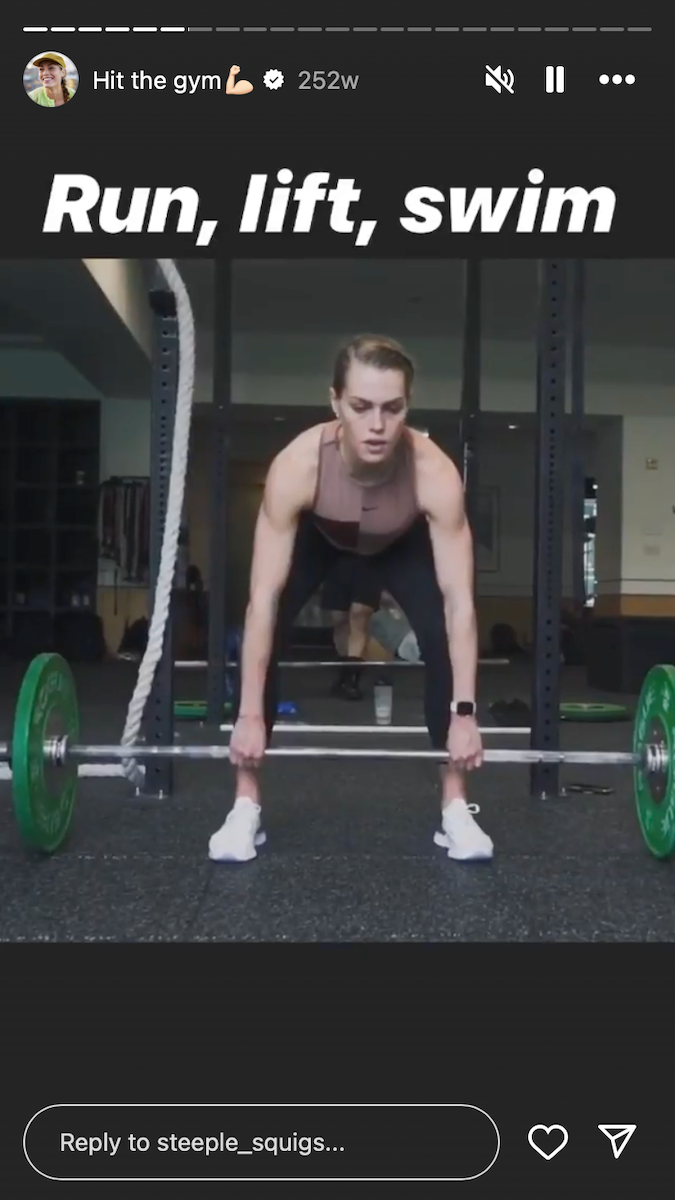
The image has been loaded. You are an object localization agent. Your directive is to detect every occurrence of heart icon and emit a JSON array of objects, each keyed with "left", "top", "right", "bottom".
[{"left": 528, "top": 1125, "right": 569, "bottom": 1160}]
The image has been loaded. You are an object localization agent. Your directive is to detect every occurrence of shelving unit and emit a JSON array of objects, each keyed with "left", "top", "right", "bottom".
[{"left": 0, "top": 399, "right": 100, "bottom": 649}]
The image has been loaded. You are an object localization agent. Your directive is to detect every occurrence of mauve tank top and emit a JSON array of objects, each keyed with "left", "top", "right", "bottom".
[{"left": 310, "top": 421, "right": 420, "bottom": 554}]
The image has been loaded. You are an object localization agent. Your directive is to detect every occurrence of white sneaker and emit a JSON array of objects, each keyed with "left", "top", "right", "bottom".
[
  {"left": 208, "top": 797, "right": 266, "bottom": 862},
  {"left": 433, "top": 798, "right": 493, "bottom": 861}
]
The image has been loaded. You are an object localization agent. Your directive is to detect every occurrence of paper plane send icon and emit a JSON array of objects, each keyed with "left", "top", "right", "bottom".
[{"left": 598, "top": 1125, "right": 637, "bottom": 1159}]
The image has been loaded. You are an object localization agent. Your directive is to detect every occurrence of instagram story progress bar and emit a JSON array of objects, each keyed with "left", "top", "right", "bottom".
[{"left": 546, "top": 66, "right": 565, "bottom": 93}]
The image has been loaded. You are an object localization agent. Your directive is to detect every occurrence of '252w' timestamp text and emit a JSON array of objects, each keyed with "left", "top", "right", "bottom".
[{"left": 298, "top": 71, "right": 359, "bottom": 89}]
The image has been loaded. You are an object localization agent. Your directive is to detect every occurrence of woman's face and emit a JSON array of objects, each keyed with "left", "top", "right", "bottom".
[
  {"left": 38, "top": 60, "right": 65, "bottom": 88},
  {"left": 331, "top": 361, "right": 408, "bottom": 466}
]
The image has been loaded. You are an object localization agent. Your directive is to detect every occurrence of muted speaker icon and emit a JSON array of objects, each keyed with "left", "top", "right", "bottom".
[{"left": 485, "top": 65, "right": 515, "bottom": 93}]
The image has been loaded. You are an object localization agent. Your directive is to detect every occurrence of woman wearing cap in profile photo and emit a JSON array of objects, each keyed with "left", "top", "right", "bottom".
[{"left": 27, "top": 53, "right": 76, "bottom": 106}]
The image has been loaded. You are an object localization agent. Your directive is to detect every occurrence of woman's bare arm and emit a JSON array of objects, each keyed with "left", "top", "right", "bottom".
[
  {"left": 238, "top": 430, "right": 319, "bottom": 718},
  {"left": 414, "top": 437, "right": 478, "bottom": 707}
]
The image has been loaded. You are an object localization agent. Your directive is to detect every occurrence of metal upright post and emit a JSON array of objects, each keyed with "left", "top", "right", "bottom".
[
  {"left": 143, "top": 276, "right": 178, "bottom": 797},
  {"left": 459, "top": 260, "right": 482, "bottom": 553},
  {"left": 206, "top": 261, "right": 231, "bottom": 726},
  {"left": 530, "top": 261, "right": 568, "bottom": 800},
  {"left": 570, "top": 261, "right": 587, "bottom": 611}
]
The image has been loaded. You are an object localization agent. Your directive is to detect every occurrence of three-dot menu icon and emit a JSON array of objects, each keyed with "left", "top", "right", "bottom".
[{"left": 599, "top": 73, "right": 636, "bottom": 85}]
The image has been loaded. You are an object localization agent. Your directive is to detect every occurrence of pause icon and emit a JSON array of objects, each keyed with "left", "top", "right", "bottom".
[{"left": 546, "top": 65, "right": 565, "bottom": 93}]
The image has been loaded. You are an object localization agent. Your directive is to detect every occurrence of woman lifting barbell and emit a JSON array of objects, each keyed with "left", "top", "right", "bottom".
[{"left": 209, "top": 334, "right": 493, "bottom": 865}]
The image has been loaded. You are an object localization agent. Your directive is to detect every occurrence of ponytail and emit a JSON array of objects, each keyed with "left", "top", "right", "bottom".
[{"left": 61, "top": 79, "right": 70, "bottom": 103}]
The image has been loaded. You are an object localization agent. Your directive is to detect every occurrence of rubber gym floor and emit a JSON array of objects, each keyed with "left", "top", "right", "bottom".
[{"left": 0, "top": 659, "right": 670, "bottom": 942}]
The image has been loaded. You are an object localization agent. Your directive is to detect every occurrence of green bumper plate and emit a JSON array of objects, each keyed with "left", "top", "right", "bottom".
[
  {"left": 11, "top": 653, "right": 79, "bottom": 853},
  {"left": 634, "top": 664, "right": 675, "bottom": 859},
  {"left": 174, "top": 701, "right": 234, "bottom": 720},
  {"left": 560, "top": 702, "right": 629, "bottom": 723}
]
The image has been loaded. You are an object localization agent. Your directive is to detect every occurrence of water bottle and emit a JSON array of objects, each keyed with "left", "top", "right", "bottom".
[{"left": 373, "top": 677, "right": 393, "bottom": 726}]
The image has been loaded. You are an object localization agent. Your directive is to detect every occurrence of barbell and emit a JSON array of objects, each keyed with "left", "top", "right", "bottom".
[
  {"left": 31, "top": 743, "right": 661, "bottom": 767},
  {"left": 3, "top": 654, "right": 675, "bottom": 862},
  {"left": 219, "top": 724, "right": 531, "bottom": 736},
  {"left": 174, "top": 658, "right": 510, "bottom": 669}
]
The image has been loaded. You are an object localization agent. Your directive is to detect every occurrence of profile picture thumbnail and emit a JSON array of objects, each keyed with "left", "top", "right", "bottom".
[{"left": 24, "top": 51, "right": 79, "bottom": 107}]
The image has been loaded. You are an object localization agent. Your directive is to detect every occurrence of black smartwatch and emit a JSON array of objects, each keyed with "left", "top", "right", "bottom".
[{"left": 450, "top": 701, "right": 476, "bottom": 717}]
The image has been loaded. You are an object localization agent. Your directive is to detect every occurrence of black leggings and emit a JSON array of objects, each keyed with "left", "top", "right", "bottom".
[{"left": 248, "top": 515, "right": 454, "bottom": 750}]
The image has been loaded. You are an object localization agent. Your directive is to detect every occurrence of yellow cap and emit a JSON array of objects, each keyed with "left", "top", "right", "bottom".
[{"left": 33, "top": 53, "right": 67, "bottom": 70}]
